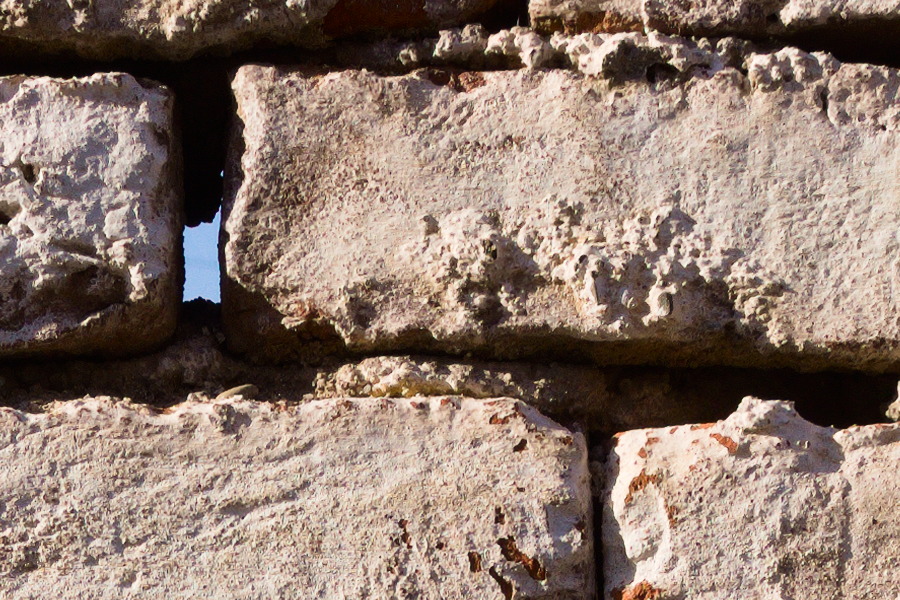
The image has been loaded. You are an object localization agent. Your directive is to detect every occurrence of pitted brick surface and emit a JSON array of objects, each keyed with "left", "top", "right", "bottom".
[
  {"left": 0, "top": 73, "right": 180, "bottom": 358},
  {"left": 0, "top": 0, "right": 503, "bottom": 60},
  {"left": 223, "top": 50, "right": 900, "bottom": 369},
  {"left": 603, "top": 397, "right": 900, "bottom": 600},
  {"left": 530, "top": 0, "right": 900, "bottom": 37},
  {"left": 0, "top": 396, "right": 593, "bottom": 599}
]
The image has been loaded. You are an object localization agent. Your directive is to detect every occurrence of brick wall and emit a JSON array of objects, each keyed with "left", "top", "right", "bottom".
[{"left": 0, "top": 1, "right": 898, "bottom": 597}]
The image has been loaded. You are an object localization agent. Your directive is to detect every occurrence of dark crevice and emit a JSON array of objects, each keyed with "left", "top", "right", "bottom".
[
  {"left": 19, "top": 162, "right": 37, "bottom": 184},
  {"left": 604, "top": 366, "right": 898, "bottom": 431},
  {"left": 773, "top": 19, "right": 900, "bottom": 69},
  {"left": 0, "top": 302, "right": 895, "bottom": 434},
  {"left": 590, "top": 456, "right": 605, "bottom": 600},
  {"left": 477, "top": 0, "right": 530, "bottom": 31},
  {"left": 319, "top": 0, "right": 528, "bottom": 42}
]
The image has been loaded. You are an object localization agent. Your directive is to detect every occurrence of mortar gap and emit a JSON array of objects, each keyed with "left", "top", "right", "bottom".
[
  {"left": 758, "top": 18, "right": 900, "bottom": 69},
  {"left": 599, "top": 366, "right": 899, "bottom": 437}
]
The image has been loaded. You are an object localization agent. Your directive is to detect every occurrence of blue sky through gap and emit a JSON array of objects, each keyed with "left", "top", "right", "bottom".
[{"left": 183, "top": 211, "right": 221, "bottom": 302}]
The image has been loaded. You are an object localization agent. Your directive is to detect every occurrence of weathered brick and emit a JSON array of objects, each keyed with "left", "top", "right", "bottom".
[
  {"left": 223, "top": 48, "right": 900, "bottom": 370},
  {"left": 0, "top": 73, "right": 180, "bottom": 358},
  {"left": 603, "top": 397, "right": 900, "bottom": 599},
  {"left": 530, "top": 0, "right": 900, "bottom": 38},
  {"left": 0, "top": 396, "right": 593, "bottom": 599},
  {"left": 0, "top": 0, "right": 504, "bottom": 60}
]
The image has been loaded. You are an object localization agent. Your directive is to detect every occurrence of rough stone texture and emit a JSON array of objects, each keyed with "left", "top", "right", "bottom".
[
  {"left": 0, "top": 0, "right": 503, "bottom": 60},
  {"left": 886, "top": 381, "right": 900, "bottom": 421},
  {"left": 530, "top": 0, "right": 900, "bottom": 37},
  {"left": 224, "top": 42, "right": 900, "bottom": 370},
  {"left": 602, "top": 397, "right": 900, "bottom": 600},
  {"left": 0, "top": 73, "right": 180, "bottom": 358},
  {"left": 311, "top": 356, "right": 738, "bottom": 431},
  {"left": 0, "top": 396, "right": 593, "bottom": 599},
  {"left": 334, "top": 24, "right": 565, "bottom": 71}
]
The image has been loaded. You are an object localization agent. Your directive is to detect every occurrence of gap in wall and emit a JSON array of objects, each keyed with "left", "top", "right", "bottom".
[
  {"left": 183, "top": 207, "right": 222, "bottom": 302},
  {"left": 650, "top": 367, "right": 899, "bottom": 430},
  {"left": 772, "top": 18, "right": 900, "bottom": 68}
]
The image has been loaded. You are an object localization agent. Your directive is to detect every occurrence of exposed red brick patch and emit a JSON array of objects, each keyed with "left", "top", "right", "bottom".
[
  {"left": 322, "top": 0, "right": 428, "bottom": 37},
  {"left": 533, "top": 10, "right": 643, "bottom": 35},
  {"left": 690, "top": 423, "right": 716, "bottom": 430},
  {"left": 710, "top": 433, "right": 738, "bottom": 454},
  {"left": 497, "top": 537, "right": 547, "bottom": 581},
  {"left": 489, "top": 413, "right": 511, "bottom": 425},
  {"left": 575, "top": 10, "right": 643, "bottom": 34},
  {"left": 612, "top": 580, "right": 663, "bottom": 600},
  {"left": 398, "top": 519, "right": 412, "bottom": 548},
  {"left": 424, "top": 69, "right": 488, "bottom": 93},
  {"left": 467, "top": 551, "right": 482, "bottom": 573},
  {"left": 559, "top": 435, "right": 573, "bottom": 446},
  {"left": 634, "top": 437, "right": 660, "bottom": 458},
  {"left": 455, "top": 71, "right": 486, "bottom": 92},
  {"left": 410, "top": 401, "right": 427, "bottom": 410},
  {"left": 669, "top": 427, "right": 678, "bottom": 434},
  {"left": 625, "top": 469, "right": 659, "bottom": 503},
  {"left": 665, "top": 501, "right": 679, "bottom": 526}
]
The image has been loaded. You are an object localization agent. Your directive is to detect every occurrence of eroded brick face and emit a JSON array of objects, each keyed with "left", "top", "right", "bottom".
[
  {"left": 529, "top": 0, "right": 900, "bottom": 38},
  {"left": 0, "top": 73, "right": 181, "bottom": 358},
  {"left": 604, "top": 398, "right": 900, "bottom": 599},
  {"left": 0, "top": 397, "right": 594, "bottom": 599},
  {"left": 223, "top": 56, "right": 900, "bottom": 370}
]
